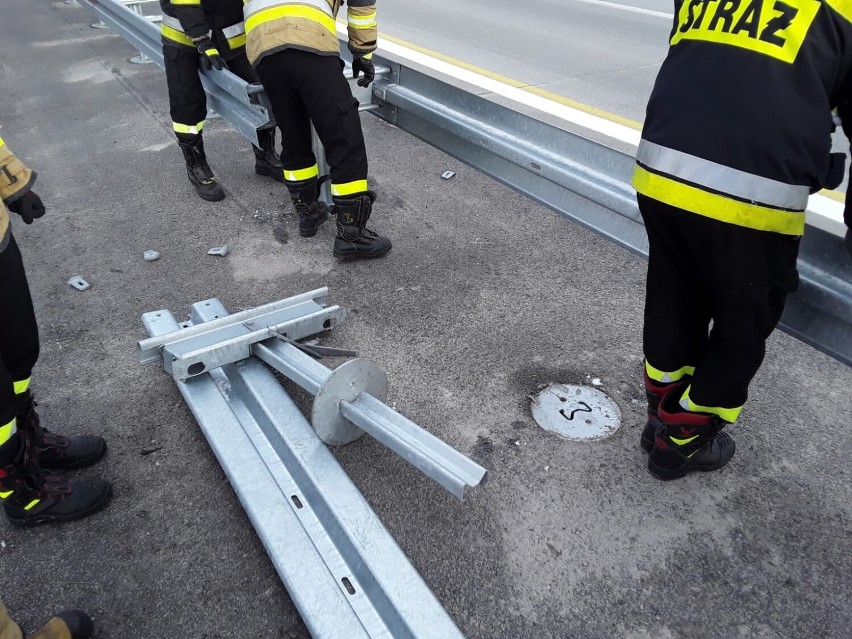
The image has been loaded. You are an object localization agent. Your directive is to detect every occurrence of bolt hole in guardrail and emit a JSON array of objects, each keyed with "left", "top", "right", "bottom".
[
  {"left": 341, "top": 578, "right": 356, "bottom": 595},
  {"left": 532, "top": 384, "right": 621, "bottom": 440},
  {"left": 187, "top": 362, "right": 206, "bottom": 376},
  {"left": 290, "top": 495, "right": 303, "bottom": 509}
]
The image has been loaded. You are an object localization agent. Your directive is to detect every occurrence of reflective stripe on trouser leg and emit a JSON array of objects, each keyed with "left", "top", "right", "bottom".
[
  {"left": 164, "top": 44, "right": 207, "bottom": 136},
  {"left": 331, "top": 180, "right": 368, "bottom": 197},
  {"left": 644, "top": 361, "right": 694, "bottom": 384},
  {"left": 679, "top": 385, "right": 742, "bottom": 423},
  {"left": 283, "top": 164, "right": 318, "bottom": 183},
  {"left": 13, "top": 378, "right": 29, "bottom": 395}
]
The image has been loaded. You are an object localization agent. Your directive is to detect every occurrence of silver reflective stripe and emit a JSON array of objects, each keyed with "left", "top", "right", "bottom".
[
  {"left": 244, "top": 0, "right": 332, "bottom": 20},
  {"left": 222, "top": 21, "right": 246, "bottom": 39},
  {"left": 161, "top": 14, "right": 186, "bottom": 32},
  {"left": 636, "top": 140, "right": 810, "bottom": 210}
]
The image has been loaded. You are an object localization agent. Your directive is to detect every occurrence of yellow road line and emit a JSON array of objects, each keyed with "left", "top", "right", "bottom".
[{"left": 378, "top": 33, "right": 644, "bottom": 132}]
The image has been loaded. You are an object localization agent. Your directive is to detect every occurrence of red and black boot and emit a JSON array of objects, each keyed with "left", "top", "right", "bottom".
[
  {"left": 647, "top": 384, "right": 736, "bottom": 480},
  {"left": 17, "top": 395, "right": 107, "bottom": 470},
  {"left": 0, "top": 435, "right": 112, "bottom": 527},
  {"left": 639, "top": 370, "right": 688, "bottom": 453}
]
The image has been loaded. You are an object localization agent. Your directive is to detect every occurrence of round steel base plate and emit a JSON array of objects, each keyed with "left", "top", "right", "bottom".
[
  {"left": 531, "top": 383, "right": 621, "bottom": 441},
  {"left": 312, "top": 359, "right": 388, "bottom": 446}
]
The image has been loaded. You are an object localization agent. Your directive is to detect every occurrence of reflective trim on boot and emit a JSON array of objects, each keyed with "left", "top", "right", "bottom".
[
  {"left": 0, "top": 442, "right": 112, "bottom": 527},
  {"left": 647, "top": 383, "right": 736, "bottom": 481},
  {"left": 332, "top": 191, "right": 392, "bottom": 259},
  {"left": 17, "top": 397, "right": 107, "bottom": 470},
  {"left": 254, "top": 128, "right": 284, "bottom": 182},
  {"left": 178, "top": 135, "right": 225, "bottom": 202}
]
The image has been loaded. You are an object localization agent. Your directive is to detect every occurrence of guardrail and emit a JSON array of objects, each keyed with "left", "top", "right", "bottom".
[{"left": 79, "top": 0, "right": 851, "bottom": 368}]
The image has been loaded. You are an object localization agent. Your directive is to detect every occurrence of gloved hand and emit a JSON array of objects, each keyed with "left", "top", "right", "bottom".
[
  {"left": 352, "top": 54, "right": 375, "bottom": 88},
  {"left": 7, "top": 190, "right": 45, "bottom": 224},
  {"left": 194, "top": 36, "right": 228, "bottom": 71}
]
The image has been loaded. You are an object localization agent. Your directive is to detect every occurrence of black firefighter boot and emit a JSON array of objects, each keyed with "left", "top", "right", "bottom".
[
  {"left": 253, "top": 128, "right": 284, "bottom": 182},
  {"left": 639, "top": 369, "right": 691, "bottom": 453},
  {"left": 0, "top": 434, "right": 112, "bottom": 527},
  {"left": 17, "top": 394, "right": 106, "bottom": 470},
  {"left": 286, "top": 174, "right": 330, "bottom": 237},
  {"left": 647, "top": 383, "right": 736, "bottom": 481},
  {"left": 178, "top": 134, "right": 225, "bottom": 202},
  {"left": 332, "top": 191, "right": 392, "bottom": 259}
]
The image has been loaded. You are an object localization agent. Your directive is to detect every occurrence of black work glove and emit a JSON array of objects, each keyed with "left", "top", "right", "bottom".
[
  {"left": 352, "top": 54, "right": 375, "bottom": 88},
  {"left": 7, "top": 190, "right": 45, "bottom": 224},
  {"left": 194, "top": 36, "right": 228, "bottom": 71}
]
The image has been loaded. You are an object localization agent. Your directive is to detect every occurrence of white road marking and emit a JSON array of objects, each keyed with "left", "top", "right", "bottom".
[{"left": 564, "top": 0, "right": 673, "bottom": 19}]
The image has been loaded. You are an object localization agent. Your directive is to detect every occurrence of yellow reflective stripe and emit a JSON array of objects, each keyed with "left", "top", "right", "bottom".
[
  {"left": 361, "top": 53, "right": 373, "bottom": 60},
  {"left": 681, "top": 385, "right": 742, "bottom": 423},
  {"left": 0, "top": 419, "right": 16, "bottom": 447},
  {"left": 206, "top": 48, "right": 221, "bottom": 56},
  {"left": 644, "top": 361, "right": 694, "bottom": 384},
  {"left": 348, "top": 11, "right": 377, "bottom": 28},
  {"left": 0, "top": 137, "right": 5, "bottom": 147},
  {"left": 245, "top": 5, "right": 336, "bottom": 37},
  {"left": 161, "top": 24, "right": 195, "bottom": 47},
  {"left": 13, "top": 378, "right": 30, "bottom": 395},
  {"left": 227, "top": 34, "right": 247, "bottom": 49},
  {"left": 827, "top": 0, "right": 852, "bottom": 22},
  {"left": 331, "top": 180, "right": 369, "bottom": 197},
  {"left": 670, "top": 434, "right": 699, "bottom": 446},
  {"left": 633, "top": 166, "right": 806, "bottom": 236},
  {"left": 0, "top": 490, "right": 13, "bottom": 500},
  {"left": 171, "top": 0, "right": 201, "bottom": 5},
  {"left": 24, "top": 499, "right": 40, "bottom": 511},
  {"left": 173, "top": 121, "right": 206, "bottom": 135},
  {"left": 283, "top": 164, "right": 319, "bottom": 182}
]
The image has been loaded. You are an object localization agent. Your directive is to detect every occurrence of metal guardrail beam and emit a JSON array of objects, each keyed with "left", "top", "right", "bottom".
[
  {"left": 368, "top": 60, "right": 852, "bottom": 368},
  {"left": 142, "top": 298, "right": 467, "bottom": 639},
  {"left": 79, "top": 0, "right": 851, "bottom": 366}
]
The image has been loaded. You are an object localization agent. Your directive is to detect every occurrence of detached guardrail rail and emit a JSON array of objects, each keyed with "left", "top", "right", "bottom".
[{"left": 80, "top": 0, "right": 851, "bottom": 367}]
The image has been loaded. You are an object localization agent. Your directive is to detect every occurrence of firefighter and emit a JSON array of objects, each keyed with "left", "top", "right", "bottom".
[
  {"left": 160, "top": 0, "right": 284, "bottom": 201},
  {"left": 0, "top": 135, "right": 112, "bottom": 525},
  {"left": 633, "top": 0, "right": 852, "bottom": 480},
  {"left": 243, "top": 0, "right": 392, "bottom": 258},
  {"left": 1, "top": 599, "right": 92, "bottom": 639}
]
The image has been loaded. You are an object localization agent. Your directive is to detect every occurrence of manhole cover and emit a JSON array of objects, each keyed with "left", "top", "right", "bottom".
[{"left": 531, "top": 383, "right": 621, "bottom": 441}]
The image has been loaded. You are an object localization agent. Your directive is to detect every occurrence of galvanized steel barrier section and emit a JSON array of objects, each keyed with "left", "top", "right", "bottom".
[
  {"left": 141, "top": 295, "right": 467, "bottom": 639},
  {"left": 79, "top": 0, "right": 852, "bottom": 368}
]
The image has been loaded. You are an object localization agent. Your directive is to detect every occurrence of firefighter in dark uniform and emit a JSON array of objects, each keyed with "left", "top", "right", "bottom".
[
  {"left": 0, "top": 135, "right": 112, "bottom": 525},
  {"left": 243, "top": 0, "right": 391, "bottom": 259},
  {"left": 634, "top": 0, "right": 852, "bottom": 480},
  {"left": 160, "top": 0, "right": 284, "bottom": 201}
]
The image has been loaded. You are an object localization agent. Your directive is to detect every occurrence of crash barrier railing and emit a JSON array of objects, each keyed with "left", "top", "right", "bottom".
[
  {"left": 79, "top": 0, "right": 852, "bottom": 367},
  {"left": 139, "top": 289, "right": 475, "bottom": 639}
]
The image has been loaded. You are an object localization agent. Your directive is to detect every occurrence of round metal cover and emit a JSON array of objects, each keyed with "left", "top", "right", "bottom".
[
  {"left": 312, "top": 359, "right": 388, "bottom": 446},
  {"left": 531, "top": 383, "right": 621, "bottom": 441}
]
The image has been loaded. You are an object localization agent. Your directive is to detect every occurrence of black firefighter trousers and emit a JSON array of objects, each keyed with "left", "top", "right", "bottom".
[
  {"left": 164, "top": 44, "right": 259, "bottom": 137},
  {"left": 639, "top": 194, "right": 801, "bottom": 412},
  {"left": 0, "top": 235, "right": 39, "bottom": 462},
  {"left": 256, "top": 49, "right": 368, "bottom": 188}
]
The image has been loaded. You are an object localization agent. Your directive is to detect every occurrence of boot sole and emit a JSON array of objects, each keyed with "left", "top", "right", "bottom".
[
  {"left": 6, "top": 484, "right": 113, "bottom": 528},
  {"left": 333, "top": 245, "right": 392, "bottom": 259},
  {"left": 197, "top": 190, "right": 226, "bottom": 202}
]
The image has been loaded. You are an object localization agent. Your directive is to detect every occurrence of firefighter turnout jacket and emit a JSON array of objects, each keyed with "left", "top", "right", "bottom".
[
  {"left": 0, "top": 136, "right": 35, "bottom": 252},
  {"left": 633, "top": 0, "right": 852, "bottom": 236},
  {"left": 159, "top": 0, "right": 246, "bottom": 56},
  {"left": 242, "top": 0, "right": 377, "bottom": 67}
]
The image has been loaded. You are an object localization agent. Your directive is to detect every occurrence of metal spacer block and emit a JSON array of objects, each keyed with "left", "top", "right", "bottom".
[{"left": 312, "top": 359, "right": 388, "bottom": 446}]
